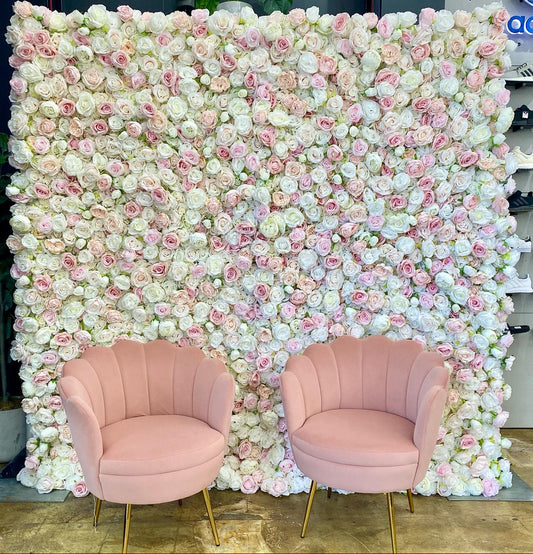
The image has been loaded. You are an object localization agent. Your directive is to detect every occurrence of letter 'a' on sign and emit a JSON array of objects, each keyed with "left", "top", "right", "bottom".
[{"left": 507, "top": 15, "right": 533, "bottom": 35}]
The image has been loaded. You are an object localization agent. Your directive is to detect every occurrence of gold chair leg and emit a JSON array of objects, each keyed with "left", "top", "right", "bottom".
[
  {"left": 407, "top": 489, "right": 414, "bottom": 513},
  {"left": 122, "top": 504, "right": 132, "bottom": 554},
  {"left": 301, "top": 480, "right": 317, "bottom": 538},
  {"left": 386, "top": 492, "right": 397, "bottom": 554},
  {"left": 202, "top": 488, "right": 220, "bottom": 546},
  {"left": 93, "top": 496, "right": 102, "bottom": 528},
  {"left": 327, "top": 487, "right": 332, "bottom": 499}
]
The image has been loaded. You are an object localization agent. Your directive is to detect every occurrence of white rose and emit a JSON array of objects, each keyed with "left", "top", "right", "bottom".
[
  {"left": 395, "top": 236, "right": 415, "bottom": 254},
  {"left": 434, "top": 10, "right": 455, "bottom": 32},
  {"left": 86, "top": 5, "right": 108, "bottom": 28},
  {"left": 272, "top": 323, "right": 291, "bottom": 341},
  {"left": 187, "top": 189, "right": 206, "bottom": 209},
  {"left": 142, "top": 283, "right": 165, "bottom": 303},
  {"left": 439, "top": 78, "right": 459, "bottom": 98},
  {"left": 400, "top": 70, "right": 423, "bottom": 92},
  {"left": 181, "top": 120, "right": 198, "bottom": 139},
  {"left": 274, "top": 237, "right": 291, "bottom": 254},
  {"left": 158, "top": 320, "right": 176, "bottom": 338},
  {"left": 167, "top": 97, "right": 188, "bottom": 120},
  {"left": 298, "top": 249, "right": 318, "bottom": 270},
  {"left": 434, "top": 272, "right": 454, "bottom": 290},
  {"left": 10, "top": 214, "right": 31, "bottom": 233},
  {"left": 361, "top": 50, "right": 381, "bottom": 71},
  {"left": 364, "top": 153, "right": 382, "bottom": 174},
  {"left": 19, "top": 62, "right": 43, "bottom": 83},
  {"left": 473, "top": 311, "right": 498, "bottom": 330},
  {"left": 298, "top": 52, "right": 318, "bottom": 74},
  {"left": 268, "top": 110, "right": 292, "bottom": 127},
  {"left": 206, "top": 254, "right": 225, "bottom": 276},
  {"left": 306, "top": 6, "right": 320, "bottom": 22},
  {"left": 259, "top": 213, "right": 285, "bottom": 239},
  {"left": 148, "top": 12, "right": 167, "bottom": 33},
  {"left": 468, "top": 125, "right": 491, "bottom": 147},
  {"left": 370, "top": 314, "right": 390, "bottom": 333},
  {"left": 469, "top": 207, "right": 492, "bottom": 226},
  {"left": 454, "top": 239, "right": 472, "bottom": 257},
  {"left": 361, "top": 100, "right": 380, "bottom": 123},
  {"left": 322, "top": 290, "right": 340, "bottom": 312}
]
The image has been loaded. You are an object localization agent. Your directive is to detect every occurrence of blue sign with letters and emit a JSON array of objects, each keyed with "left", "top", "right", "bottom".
[{"left": 507, "top": 0, "right": 533, "bottom": 35}]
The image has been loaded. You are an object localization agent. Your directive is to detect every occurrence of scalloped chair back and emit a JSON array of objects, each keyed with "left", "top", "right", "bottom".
[
  {"left": 58, "top": 339, "right": 235, "bottom": 553},
  {"left": 280, "top": 335, "right": 449, "bottom": 553}
]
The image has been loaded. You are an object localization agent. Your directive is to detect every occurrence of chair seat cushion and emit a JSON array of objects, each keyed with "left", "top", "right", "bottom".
[
  {"left": 291, "top": 409, "right": 418, "bottom": 467},
  {"left": 100, "top": 414, "right": 225, "bottom": 477}
]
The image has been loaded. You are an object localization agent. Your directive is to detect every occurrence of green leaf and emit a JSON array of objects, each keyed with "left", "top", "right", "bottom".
[{"left": 263, "top": 0, "right": 278, "bottom": 14}]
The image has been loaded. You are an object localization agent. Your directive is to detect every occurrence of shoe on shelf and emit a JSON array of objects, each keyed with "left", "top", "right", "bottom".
[
  {"left": 512, "top": 146, "right": 533, "bottom": 169},
  {"left": 504, "top": 62, "right": 533, "bottom": 82},
  {"left": 512, "top": 105, "right": 533, "bottom": 128},
  {"left": 505, "top": 273, "right": 533, "bottom": 294},
  {"left": 507, "top": 189, "right": 533, "bottom": 212},
  {"left": 515, "top": 235, "right": 532, "bottom": 252},
  {"left": 508, "top": 324, "right": 531, "bottom": 335}
]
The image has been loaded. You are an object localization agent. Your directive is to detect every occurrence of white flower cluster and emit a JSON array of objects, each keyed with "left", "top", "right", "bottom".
[{"left": 6, "top": 1, "right": 517, "bottom": 497}]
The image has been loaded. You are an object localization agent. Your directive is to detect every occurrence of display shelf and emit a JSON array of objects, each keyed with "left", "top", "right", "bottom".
[{"left": 505, "top": 80, "right": 533, "bottom": 90}]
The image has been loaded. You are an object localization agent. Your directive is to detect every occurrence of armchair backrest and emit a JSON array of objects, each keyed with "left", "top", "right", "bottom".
[
  {"left": 60, "top": 339, "right": 226, "bottom": 428},
  {"left": 284, "top": 335, "right": 447, "bottom": 423}
]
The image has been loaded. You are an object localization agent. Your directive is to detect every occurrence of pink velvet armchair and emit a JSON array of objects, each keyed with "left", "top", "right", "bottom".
[
  {"left": 280, "top": 335, "right": 449, "bottom": 553},
  {"left": 58, "top": 339, "right": 235, "bottom": 553}
]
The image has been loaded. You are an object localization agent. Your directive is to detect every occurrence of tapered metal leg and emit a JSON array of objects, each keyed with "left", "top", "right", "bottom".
[
  {"left": 301, "top": 481, "right": 317, "bottom": 538},
  {"left": 178, "top": 499, "right": 183, "bottom": 506},
  {"left": 202, "top": 488, "right": 220, "bottom": 546},
  {"left": 386, "top": 492, "right": 397, "bottom": 554},
  {"left": 327, "top": 487, "right": 332, "bottom": 499},
  {"left": 122, "top": 504, "right": 132, "bottom": 554},
  {"left": 93, "top": 496, "right": 102, "bottom": 528},
  {"left": 407, "top": 489, "right": 414, "bottom": 513}
]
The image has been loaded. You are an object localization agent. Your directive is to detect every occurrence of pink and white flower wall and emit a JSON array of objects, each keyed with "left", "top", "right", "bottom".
[{"left": 6, "top": 1, "right": 521, "bottom": 496}]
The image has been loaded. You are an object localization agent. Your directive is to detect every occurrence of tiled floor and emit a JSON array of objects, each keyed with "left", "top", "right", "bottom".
[{"left": 1, "top": 428, "right": 532, "bottom": 553}]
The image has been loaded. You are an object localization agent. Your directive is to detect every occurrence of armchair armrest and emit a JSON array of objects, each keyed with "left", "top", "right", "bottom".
[
  {"left": 58, "top": 376, "right": 104, "bottom": 498},
  {"left": 193, "top": 358, "right": 235, "bottom": 440},
  {"left": 412, "top": 366, "right": 449, "bottom": 486},
  {"left": 280, "top": 371, "right": 306, "bottom": 438}
]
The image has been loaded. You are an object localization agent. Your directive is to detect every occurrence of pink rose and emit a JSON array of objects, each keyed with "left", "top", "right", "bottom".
[
  {"left": 477, "top": 40, "right": 498, "bottom": 58},
  {"left": 117, "top": 5, "right": 134, "bottom": 20},
  {"left": 72, "top": 481, "right": 89, "bottom": 498},
  {"left": 439, "top": 61, "right": 456, "bottom": 78},
  {"left": 33, "top": 370, "right": 51, "bottom": 386},
  {"left": 269, "top": 478, "right": 288, "bottom": 497},
  {"left": 355, "top": 310, "right": 372, "bottom": 325},
  {"left": 458, "top": 151, "right": 479, "bottom": 167},
  {"left": 482, "top": 478, "right": 499, "bottom": 497},
  {"left": 377, "top": 16, "right": 393, "bottom": 38},
  {"left": 466, "top": 69, "right": 484, "bottom": 91},
  {"left": 241, "top": 476, "right": 259, "bottom": 494},
  {"left": 419, "top": 7, "right": 435, "bottom": 26},
  {"left": 347, "top": 104, "right": 363, "bottom": 123},
  {"left": 390, "top": 313, "right": 406, "bottom": 327},
  {"left": 352, "top": 138, "right": 368, "bottom": 156},
  {"left": 411, "top": 44, "right": 430, "bottom": 62},
  {"left": 332, "top": 13, "right": 350, "bottom": 34},
  {"left": 25, "top": 455, "right": 40, "bottom": 471},
  {"left": 367, "top": 215, "right": 384, "bottom": 230},
  {"left": 493, "top": 411, "right": 509, "bottom": 428},
  {"left": 363, "top": 11, "right": 378, "bottom": 28}
]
